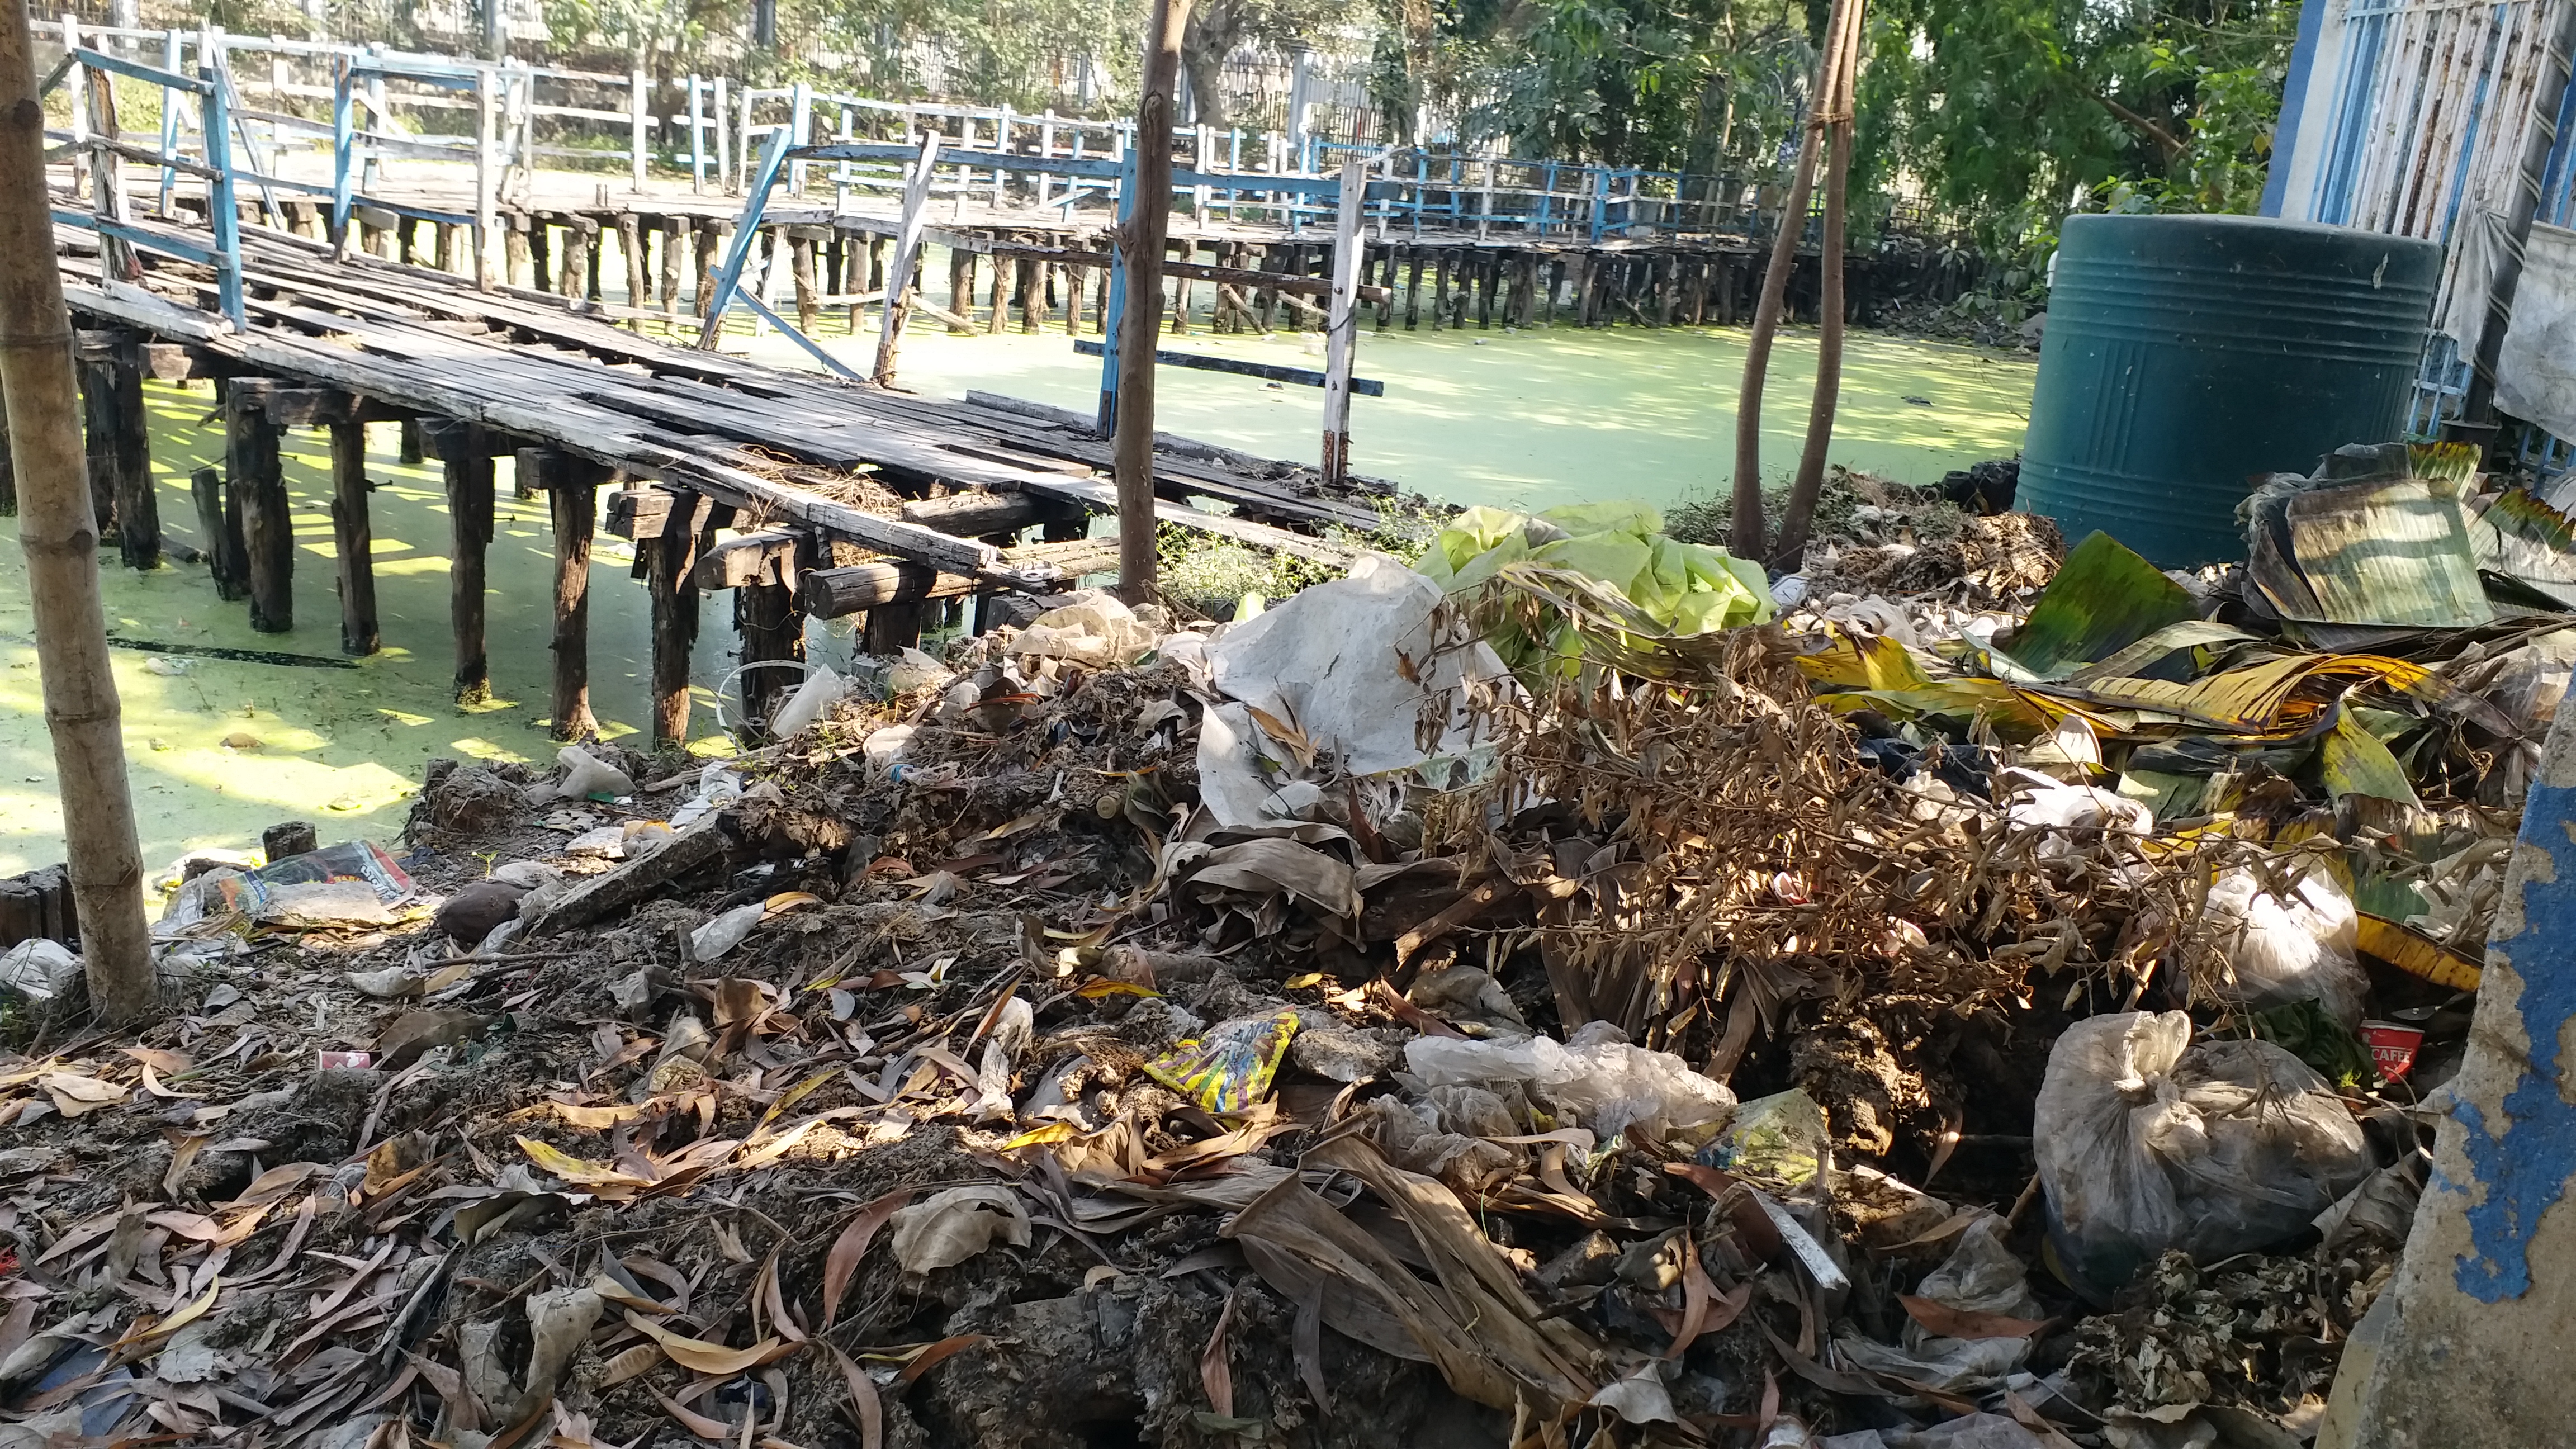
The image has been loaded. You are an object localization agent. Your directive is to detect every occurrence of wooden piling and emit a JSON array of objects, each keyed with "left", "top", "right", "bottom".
[
  {"left": 190, "top": 465, "right": 247, "bottom": 600},
  {"left": 664, "top": 217, "right": 688, "bottom": 318},
  {"left": 1019, "top": 255, "right": 1045, "bottom": 333},
  {"left": 77, "top": 350, "right": 117, "bottom": 541},
  {"left": 526, "top": 448, "right": 601, "bottom": 741},
  {"left": 508, "top": 219, "right": 534, "bottom": 290},
  {"left": 642, "top": 490, "right": 711, "bottom": 745},
  {"left": 328, "top": 419, "right": 378, "bottom": 655},
  {"left": 619, "top": 213, "right": 648, "bottom": 317},
  {"left": 950, "top": 248, "right": 975, "bottom": 334},
  {"left": 1404, "top": 249, "right": 1423, "bottom": 330},
  {"left": 697, "top": 224, "right": 723, "bottom": 319},
  {"left": 1431, "top": 251, "right": 1451, "bottom": 330},
  {"left": 790, "top": 231, "right": 818, "bottom": 333},
  {"left": 0, "top": 381, "right": 13, "bottom": 515},
  {"left": 226, "top": 390, "right": 291, "bottom": 633},
  {"left": 560, "top": 217, "right": 593, "bottom": 305},
  {"left": 735, "top": 576, "right": 806, "bottom": 732},
  {"left": 585, "top": 220, "right": 605, "bottom": 303},
  {"left": 432, "top": 422, "right": 496, "bottom": 704}
]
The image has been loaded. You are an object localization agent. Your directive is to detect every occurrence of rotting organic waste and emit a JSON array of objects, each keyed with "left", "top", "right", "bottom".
[{"left": 0, "top": 451, "right": 2553, "bottom": 1448}]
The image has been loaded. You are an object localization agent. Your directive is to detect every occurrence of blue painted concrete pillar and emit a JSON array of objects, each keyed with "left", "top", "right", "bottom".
[{"left": 2352, "top": 701, "right": 2576, "bottom": 1444}]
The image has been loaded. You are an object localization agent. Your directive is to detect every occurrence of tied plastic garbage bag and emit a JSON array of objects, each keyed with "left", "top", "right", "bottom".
[
  {"left": 1143, "top": 1010, "right": 1301, "bottom": 1113},
  {"left": 2204, "top": 862, "right": 2367, "bottom": 1027},
  {"left": 1404, "top": 1021, "right": 1736, "bottom": 1142},
  {"left": 0, "top": 940, "right": 79, "bottom": 1002},
  {"left": 2034, "top": 1011, "right": 2373, "bottom": 1300},
  {"left": 1703, "top": 1088, "right": 1831, "bottom": 1187}
]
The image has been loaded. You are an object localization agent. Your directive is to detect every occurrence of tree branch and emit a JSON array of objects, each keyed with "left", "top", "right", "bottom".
[{"left": 2099, "top": 93, "right": 2185, "bottom": 160}]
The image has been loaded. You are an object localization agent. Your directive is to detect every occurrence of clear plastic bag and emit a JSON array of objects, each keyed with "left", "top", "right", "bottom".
[
  {"left": 2034, "top": 1011, "right": 2373, "bottom": 1299},
  {"left": 555, "top": 745, "right": 634, "bottom": 802},
  {"left": 1404, "top": 1023, "right": 1736, "bottom": 1143}
]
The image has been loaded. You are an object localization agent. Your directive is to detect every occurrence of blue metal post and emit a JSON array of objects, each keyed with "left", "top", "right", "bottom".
[
  {"left": 202, "top": 67, "right": 244, "bottom": 329},
  {"left": 698, "top": 125, "right": 795, "bottom": 349},
  {"left": 1096, "top": 136, "right": 1142, "bottom": 437}
]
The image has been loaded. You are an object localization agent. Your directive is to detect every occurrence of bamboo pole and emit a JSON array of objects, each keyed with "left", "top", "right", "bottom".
[
  {"left": 1113, "top": 0, "right": 1193, "bottom": 607},
  {"left": 0, "top": 4, "right": 153, "bottom": 1022},
  {"left": 1774, "top": 0, "right": 1869, "bottom": 566},
  {"left": 1727, "top": 0, "right": 1846, "bottom": 562}
]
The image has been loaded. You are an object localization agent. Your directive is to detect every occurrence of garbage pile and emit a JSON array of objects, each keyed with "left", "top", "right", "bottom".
[{"left": 0, "top": 466, "right": 2541, "bottom": 1448}]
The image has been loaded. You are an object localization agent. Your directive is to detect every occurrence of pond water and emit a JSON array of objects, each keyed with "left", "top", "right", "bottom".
[{"left": 0, "top": 316, "right": 2031, "bottom": 874}]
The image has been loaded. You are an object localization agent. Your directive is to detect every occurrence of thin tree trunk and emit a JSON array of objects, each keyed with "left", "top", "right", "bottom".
[
  {"left": 0, "top": 5, "right": 152, "bottom": 1021},
  {"left": 1114, "top": 0, "right": 1194, "bottom": 606},
  {"left": 1728, "top": 0, "right": 1847, "bottom": 562},
  {"left": 1775, "top": 0, "right": 1869, "bottom": 566}
]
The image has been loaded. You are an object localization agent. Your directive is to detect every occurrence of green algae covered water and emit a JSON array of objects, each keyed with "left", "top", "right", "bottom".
[{"left": 0, "top": 319, "right": 2030, "bottom": 875}]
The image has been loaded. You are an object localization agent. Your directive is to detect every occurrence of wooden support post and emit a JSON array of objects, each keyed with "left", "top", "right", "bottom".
[
  {"left": 862, "top": 600, "right": 923, "bottom": 655},
  {"left": 1020, "top": 254, "right": 1046, "bottom": 333},
  {"left": 735, "top": 577, "right": 806, "bottom": 733},
  {"left": 524, "top": 448, "right": 602, "bottom": 741},
  {"left": 106, "top": 339, "right": 152, "bottom": 570},
  {"left": 1169, "top": 243, "right": 1193, "bottom": 335},
  {"left": 226, "top": 391, "right": 291, "bottom": 633},
  {"left": 432, "top": 422, "right": 496, "bottom": 704},
  {"left": 1431, "top": 251, "right": 1450, "bottom": 330},
  {"left": 664, "top": 217, "right": 688, "bottom": 318},
  {"left": 0, "top": 0, "right": 151, "bottom": 1020},
  {"left": 77, "top": 351, "right": 119, "bottom": 543},
  {"left": 527, "top": 219, "right": 550, "bottom": 292},
  {"left": 619, "top": 212, "right": 648, "bottom": 318},
  {"left": 585, "top": 221, "right": 606, "bottom": 303},
  {"left": 949, "top": 247, "right": 974, "bottom": 334},
  {"left": 0, "top": 377, "right": 13, "bottom": 516},
  {"left": 191, "top": 465, "right": 246, "bottom": 600},
  {"left": 790, "top": 231, "right": 818, "bottom": 333},
  {"left": 1476, "top": 250, "right": 1495, "bottom": 329},
  {"left": 1404, "top": 248, "right": 1422, "bottom": 330},
  {"left": 874, "top": 131, "right": 940, "bottom": 387},
  {"left": 697, "top": 224, "right": 723, "bottom": 318},
  {"left": 329, "top": 419, "right": 378, "bottom": 655},
  {"left": 987, "top": 245, "right": 1010, "bottom": 333},
  {"left": 1064, "top": 264, "right": 1084, "bottom": 335},
  {"left": 1320, "top": 158, "right": 1364, "bottom": 489},
  {"left": 560, "top": 217, "right": 594, "bottom": 307},
  {"left": 1374, "top": 246, "right": 1395, "bottom": 330},
  {"left": 1114, "top": 0, "right": 1192, "bottom": 606},
  {"left": 645, "top": 490, "right": 708, "bottom": 745}
]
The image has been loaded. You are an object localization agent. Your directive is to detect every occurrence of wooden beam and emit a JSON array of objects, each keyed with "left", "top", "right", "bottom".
[
  {"left": 247, "top": 388, "right": 410, "bottom": 428},
  {"left": 605, "top": 485, "right": 673, "bottom": 541},
  {"left": 429, "top": 420, "right": 496, "bottom": 704},
  {"left": 328, "top": 420, "right": 378, "bottom": 655},
  {"left": 225, "top": 391, "right": 292, "bottom": 632},
  {"left": 692, "top": 527, "right": 803, "bottom": 590},
  {"left": 897, "top": 490, "right": 1057, "bottom": 537},
  {"left": 798, "top": 560, "right": 973, "bottom": 618}
]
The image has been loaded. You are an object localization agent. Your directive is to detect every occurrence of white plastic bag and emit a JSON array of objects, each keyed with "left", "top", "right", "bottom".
[
  {"left": 1836, "top": 1217, "right": 2042, "bottom": 1390},
  {"left": 555, "top": 745, "right": 633, "bottom": 802},
  {"left": 2034, "top": 1011, "right": 2372, "bottom": 1299},
  {"left": 768, "top": 664, "right": 847, "bottom": 738},
  {"left": 1006, "top": 590, "right": 1160, "bottom": 667},
  {"left": 887, "top": 647, "right": 954, "bottom": 697},
  {"left": 2204, "top": 863, "right": 2367, "bottom": 1026},
  {"left": 1404, "top": 1022, "right": 1735, "bottom": 1142},
  {"left": 688, "top": 903, "right": 765, "bottom": 963},
  {"left": 861, "top": 724, "right": 917, "bottom": 776}
]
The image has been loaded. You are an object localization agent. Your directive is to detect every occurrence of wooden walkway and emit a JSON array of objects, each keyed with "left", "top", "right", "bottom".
[{"left": 54, "top": 216, "right": 1385, "bottom": 743}]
